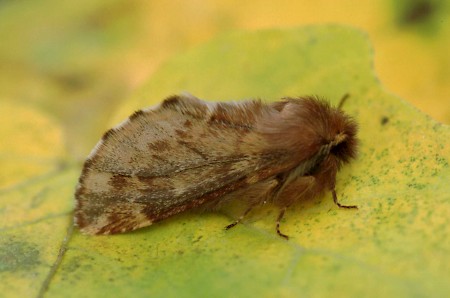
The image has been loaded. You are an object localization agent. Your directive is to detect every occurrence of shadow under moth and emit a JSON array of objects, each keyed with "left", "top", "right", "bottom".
[{"left": 75, "top": 93, "right": 358, "bottom": 239}]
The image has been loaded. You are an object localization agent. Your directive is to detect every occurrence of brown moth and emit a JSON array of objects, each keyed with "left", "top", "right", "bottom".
[{"left": 75, "top": 93, "right": 358, "bottom": 239}]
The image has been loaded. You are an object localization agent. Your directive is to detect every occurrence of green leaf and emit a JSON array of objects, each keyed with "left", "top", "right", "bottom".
[{"left": 1, "top": 25, "right": 449, "bottom": 297}]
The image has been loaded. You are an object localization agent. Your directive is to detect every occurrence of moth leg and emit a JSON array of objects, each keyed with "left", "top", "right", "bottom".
[
  {"left": 276, "top": 207, "right": 289, "bottom": 240},
  {"left": 225, "top": 204, "right": 256, "bottom": 230},
  {"left": 332, "top": 189, "right": 358, "bottom": 209},
  {"left": 223, "top": 178, "right": 279, "bottom": 231},
  {"left": 273, "top": 176, "right": 316, "bottom": 240}
]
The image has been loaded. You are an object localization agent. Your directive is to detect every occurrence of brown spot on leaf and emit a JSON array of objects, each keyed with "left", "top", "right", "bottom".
[{"left": 400, "top": 0, "right": 435, "bottom": 25}]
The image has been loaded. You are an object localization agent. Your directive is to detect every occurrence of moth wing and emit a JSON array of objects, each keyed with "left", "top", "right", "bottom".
[{"left": 75, "top": 94, "right": 294, "bottom": 234}]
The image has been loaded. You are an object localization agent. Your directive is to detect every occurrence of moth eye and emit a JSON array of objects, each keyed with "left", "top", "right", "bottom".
[{"left": 331, "top": 143, "right": 345, "bottom": 157}]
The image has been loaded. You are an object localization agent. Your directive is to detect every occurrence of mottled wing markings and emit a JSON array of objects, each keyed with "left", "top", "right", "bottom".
[{"left": 75, "top": 94, "right": 294, "bottom": 234}]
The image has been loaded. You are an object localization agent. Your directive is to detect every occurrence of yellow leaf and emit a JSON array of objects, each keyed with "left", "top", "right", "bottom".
[{"left": 1, "top": 25, "right": 449, "bottom": 297}]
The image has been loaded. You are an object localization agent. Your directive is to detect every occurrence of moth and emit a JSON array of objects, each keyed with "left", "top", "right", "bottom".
[{"left": 75, "top": 93, "right": 358, "bottom": 239}]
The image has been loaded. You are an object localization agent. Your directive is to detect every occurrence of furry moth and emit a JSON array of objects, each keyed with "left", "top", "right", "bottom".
[{"left": 75, "top": 93, "right": 358, "bottom": 239}]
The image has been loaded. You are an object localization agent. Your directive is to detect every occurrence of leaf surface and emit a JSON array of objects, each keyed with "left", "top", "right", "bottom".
[{"left": 1, "top": 25, "right": 449, "bottom": 298}]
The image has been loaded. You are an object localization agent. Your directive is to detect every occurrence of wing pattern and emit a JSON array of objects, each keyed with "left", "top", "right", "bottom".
[{"left": 75, "top": 94, "right": 295, "bottom": 234}]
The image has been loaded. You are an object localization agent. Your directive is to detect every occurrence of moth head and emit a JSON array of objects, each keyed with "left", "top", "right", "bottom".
[
  {"left": 260, "top": 96, "right": 358, "bottom": 165},
  {"left": 328, "top": 109, "right": 358, "bottom": 165}
]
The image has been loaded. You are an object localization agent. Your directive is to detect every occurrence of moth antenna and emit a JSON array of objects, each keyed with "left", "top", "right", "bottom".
[
  {"left": 332, "top": 189, "right": 358, "bottom": 209},
  {"left": 276, "top": 207, "right": 289, "bottom": 240},
  {"left": 337, "top": 93, "right": 350, "bottom": 110}
]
